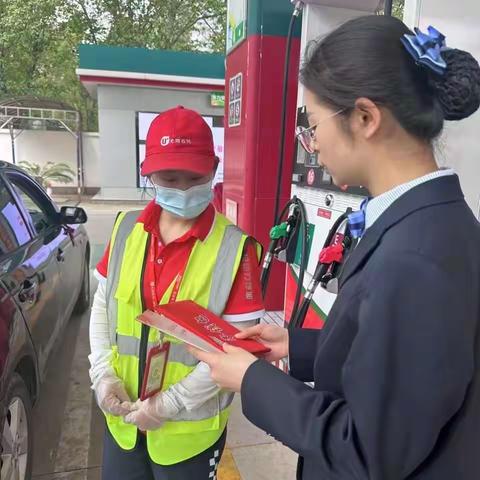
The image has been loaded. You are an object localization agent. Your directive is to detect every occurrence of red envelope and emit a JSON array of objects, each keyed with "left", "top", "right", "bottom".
[{"left": 138, "top": 300, "right": 270, "bottom": 356}]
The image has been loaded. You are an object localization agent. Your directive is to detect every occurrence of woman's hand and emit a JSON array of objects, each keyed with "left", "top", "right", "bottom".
[
  {"left": 95, "top": 374, "right": 132, "bottom": 417},
  {"left": 188, "top": 344, "right": 257, "bottom": 392},
  {"left": 235, "top": 324, "right": 289, "bottom": 362},
  {"left": 124, "top": 393, "right": 179, "bottom": 431}
]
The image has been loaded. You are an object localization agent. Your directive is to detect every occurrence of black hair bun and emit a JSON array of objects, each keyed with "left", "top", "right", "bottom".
[{"left": 430, "top": 49, "right": 480, "bottom": 121}]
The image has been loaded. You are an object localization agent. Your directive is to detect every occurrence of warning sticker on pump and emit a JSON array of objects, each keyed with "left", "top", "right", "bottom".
[
  {"left": 228, "top": 73, "right": 242, "bottom": 127},
  {"left": 317, "top": 208, "right": 332, "bottom": 219}
]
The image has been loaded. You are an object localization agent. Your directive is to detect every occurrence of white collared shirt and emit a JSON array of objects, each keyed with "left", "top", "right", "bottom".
[{"left": 365, "top": 168, "right": 456, "bottom": 231}]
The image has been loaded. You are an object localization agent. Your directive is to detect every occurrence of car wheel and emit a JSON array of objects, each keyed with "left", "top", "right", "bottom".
[
  {"left": 1, "top": 373, "right": 33, "bottom": 480},
  {"left": 74, "top": 252, "right": 90, "bottom": 314}
]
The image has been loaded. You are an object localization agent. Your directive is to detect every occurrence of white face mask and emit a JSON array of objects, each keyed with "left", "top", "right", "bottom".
[{"left": 154, "top": 180, "right": 213, "bottom": 219}]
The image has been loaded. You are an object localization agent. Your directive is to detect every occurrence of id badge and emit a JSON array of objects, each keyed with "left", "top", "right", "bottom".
[{"left": 140, "top": 342, "right": 170, "bottom": 401}]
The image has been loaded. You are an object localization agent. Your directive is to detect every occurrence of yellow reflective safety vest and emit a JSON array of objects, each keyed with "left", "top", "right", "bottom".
[{"left": 104, "top": 209, "right": 260, "bottom": 465}]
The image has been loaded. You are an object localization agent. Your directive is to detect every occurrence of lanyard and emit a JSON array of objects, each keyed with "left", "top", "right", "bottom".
[{"left": 148, "top": 236, "right": 189, "bottom": 312}]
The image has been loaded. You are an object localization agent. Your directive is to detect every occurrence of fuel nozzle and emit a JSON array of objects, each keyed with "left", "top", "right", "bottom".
[
  {"left": 261, "top": 213, "right": 295, "bottom": 295},
  {"left": 288, "top": 207, "right": 355, "bottom": 330},
  {"left": 269, "top": 221, "right": 289, "bottom": 241},
  {"left": 304, "top": 210, "right": 353, "bottom": 299},
  {"left": 276, "top": 210, "right": 301, "bottom": 263},
  {"left": 317, "top": 234, "right": 352, "bottom": 290},
  {"left": 263, "top": 208, "right": 299, "bottom": 268},
  {"left": 261, "top": 200, "right": 304, "bottom": 299}
]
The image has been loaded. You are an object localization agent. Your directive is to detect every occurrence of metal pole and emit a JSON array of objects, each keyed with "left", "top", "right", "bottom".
[
  {"left": 76, "top": 112, "right": 85, "bottom": 203},
  {"left": 0, "top": 117, "right": 13, "bottom": 130},
  {"left": 8, "top": 123, "right": 16, "bottom": 165}
]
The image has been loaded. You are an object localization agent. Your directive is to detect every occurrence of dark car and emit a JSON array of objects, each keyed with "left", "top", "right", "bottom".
[{"left": 0, "top": 162, "right": 90, "bottom": 480}]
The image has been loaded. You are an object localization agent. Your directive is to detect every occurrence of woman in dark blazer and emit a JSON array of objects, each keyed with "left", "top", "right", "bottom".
[{"left": 191, "top": 15, "right": 480, "bottom": 479}]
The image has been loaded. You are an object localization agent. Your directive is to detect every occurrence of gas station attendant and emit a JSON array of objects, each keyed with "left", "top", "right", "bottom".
[
  {"left": 191, "top": 15, "right": 480, "bottom": 480},
  {"left": 89, "top": 106, "right": 265, "bottom": 479}
]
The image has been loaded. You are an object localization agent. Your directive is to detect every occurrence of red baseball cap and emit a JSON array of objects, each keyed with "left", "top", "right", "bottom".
[{"left": 141, "top": 106, "right": 216, "bottom": 176}]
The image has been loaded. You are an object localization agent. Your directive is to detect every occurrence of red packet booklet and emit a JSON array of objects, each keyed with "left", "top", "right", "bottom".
[{"left": 137, "top": 300, "right": 270, "bottom": 356}]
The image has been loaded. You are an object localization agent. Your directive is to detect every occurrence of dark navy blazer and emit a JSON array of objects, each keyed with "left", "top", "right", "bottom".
[{"left": 242, "top": 175, "right": 480, "bottom": 479}]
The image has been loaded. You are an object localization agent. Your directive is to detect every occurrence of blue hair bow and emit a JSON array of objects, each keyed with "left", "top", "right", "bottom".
[{"left": 401, "top": 26, "right": 448, "bottom": 75}]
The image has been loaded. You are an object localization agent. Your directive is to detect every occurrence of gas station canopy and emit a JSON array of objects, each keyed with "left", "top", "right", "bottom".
[{"left": 76, "top": 44, "right": 225, "bottom": 97}]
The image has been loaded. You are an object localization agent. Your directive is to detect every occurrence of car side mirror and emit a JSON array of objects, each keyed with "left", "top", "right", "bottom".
[{"left": 59, "top": 206, "right": 88, "bottom": 225}]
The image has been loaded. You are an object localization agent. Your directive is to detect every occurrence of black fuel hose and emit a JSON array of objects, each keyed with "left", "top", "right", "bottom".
[
  {"left": 272, "top": 4, "right": 303, "bottom": 226},
  {"left": 261, "top": 198, "right": 296, "bottom": 296},
  {"left": 289, "top": 197, "right": 308, "bottom": 326},
  {"left": 260, "top": 196, "right": 308, "bottom": 326}
]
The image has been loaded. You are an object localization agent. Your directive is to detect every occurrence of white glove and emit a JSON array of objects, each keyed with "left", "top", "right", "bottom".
[
  {"left": 95, "top": 374, "right": 132, "bottom": 417},
  {"left": 124, "top": 392, "right": 180, "bottom": 431}
]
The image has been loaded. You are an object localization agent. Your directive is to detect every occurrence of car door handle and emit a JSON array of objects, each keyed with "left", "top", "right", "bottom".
[
  {"left": 56, "top": 248, "right": 65, "bottom": 263},
  {"left": 18, "top": 280, "right": 38, "bottom": 304}
]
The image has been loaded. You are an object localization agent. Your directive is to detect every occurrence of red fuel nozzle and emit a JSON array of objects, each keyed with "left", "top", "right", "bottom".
[{"left": 319, "top": 243, "right": 344, "bottom": 264}]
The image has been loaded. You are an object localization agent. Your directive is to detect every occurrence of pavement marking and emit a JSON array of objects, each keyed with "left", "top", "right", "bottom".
[{"left": 218, "top": 448, "right": 242, "bottom": 480}]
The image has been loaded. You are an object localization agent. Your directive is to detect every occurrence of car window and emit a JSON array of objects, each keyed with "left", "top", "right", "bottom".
[
  {"left": 9, "top": 180, "right": 54, "bottom": 236},
  {"left": 0, "top": 178, "right": 31, "bottom": 255}
]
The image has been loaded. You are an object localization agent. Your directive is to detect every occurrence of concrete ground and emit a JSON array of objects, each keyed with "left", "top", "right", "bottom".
[{"left": 31, "top": 201, "right": 297, "bottom": 479}]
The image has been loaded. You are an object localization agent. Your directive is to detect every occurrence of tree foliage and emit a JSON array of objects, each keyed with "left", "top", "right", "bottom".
[
  {"left": 0, "top": 0, "right": 227, "bottom": 131},
  {"left": 391, "top": 0, "right": 405, "bottom": 20},
  {"left": 376, "top": 0, "right": 405, "bottom": 19}
]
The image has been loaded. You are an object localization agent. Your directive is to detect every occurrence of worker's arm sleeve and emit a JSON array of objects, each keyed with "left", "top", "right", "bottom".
[
  {"left": 163, "top": 316, "right": 259, "bottom": 412},
  {"left": 241, "top": 253, "right": 473, "bottom": 479},
  {"left": 288, "top": 329, "right": 324, "bottom": 382},
  {"left": 88, "top": 280, "right": 116, "bottom": 389}
]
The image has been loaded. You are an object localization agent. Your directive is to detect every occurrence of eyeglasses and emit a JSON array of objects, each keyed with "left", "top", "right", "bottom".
[{"left": 295, "top": 109, "right": 345, "bottom": 154}]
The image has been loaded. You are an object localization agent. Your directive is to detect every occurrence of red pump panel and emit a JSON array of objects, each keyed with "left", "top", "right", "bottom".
[{"left": 223, "top": 32, "right": 300, "bottom": 310}]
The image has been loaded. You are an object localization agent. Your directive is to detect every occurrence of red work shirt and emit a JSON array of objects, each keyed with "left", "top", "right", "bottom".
[
  {"left": 212, "top": 182, "right": 223, "bottom": 213},
  {"left": 96, "top": 202, "right": 265, "bottom": 322}
]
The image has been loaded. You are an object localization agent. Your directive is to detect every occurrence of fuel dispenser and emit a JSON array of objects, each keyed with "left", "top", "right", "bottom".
[
  {"left": 225, "top": 0, "right": 480, "bottom": 332},
  {"left": 261, "top": 0, "right": 382, "bottom": 330},
  {"left": 277, "top": 0, "right": 480, "bottom": 330},
  {"left": 223, "top": 0, "right": 301, "bottom": 311}
]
